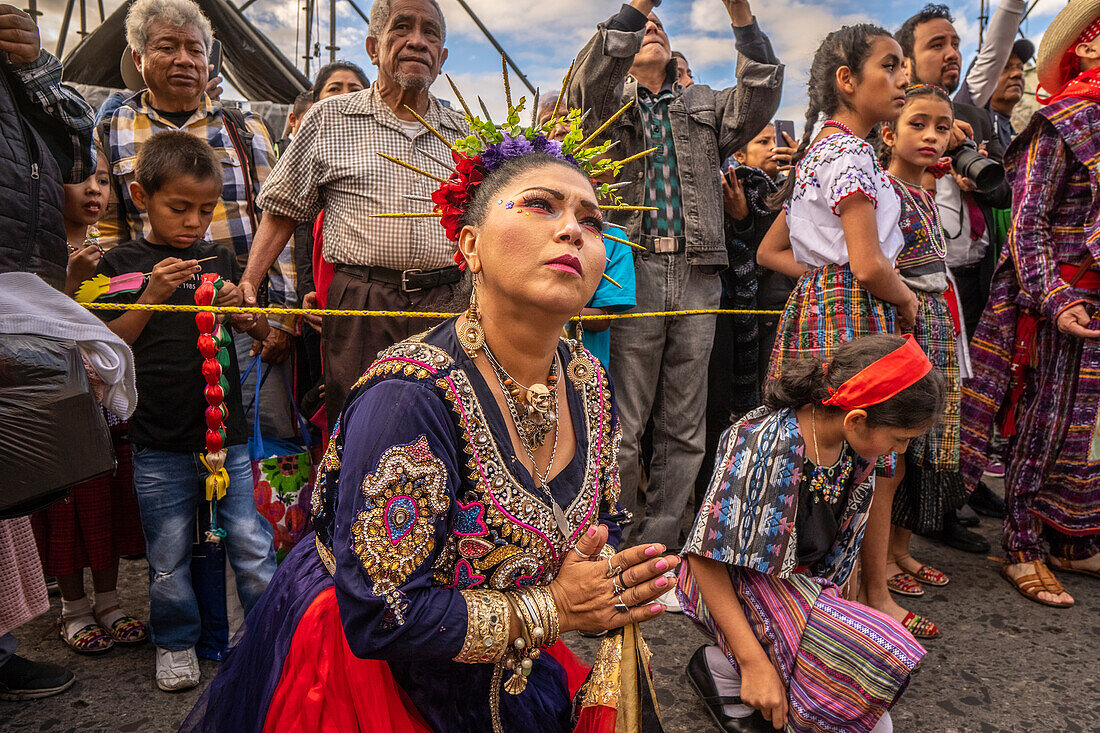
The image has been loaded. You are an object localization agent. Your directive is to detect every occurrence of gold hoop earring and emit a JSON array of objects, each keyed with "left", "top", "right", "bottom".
[
  {"left": 459, "top": 281, "right": 485, "bottom": 356},
  {"left": 566, "top": 314, "right": 594, "bottom": 387}
]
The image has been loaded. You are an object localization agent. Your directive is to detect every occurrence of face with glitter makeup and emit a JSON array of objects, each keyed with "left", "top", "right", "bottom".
[{"left": 457, "top": 163, "right": 606, "bottom": 320}]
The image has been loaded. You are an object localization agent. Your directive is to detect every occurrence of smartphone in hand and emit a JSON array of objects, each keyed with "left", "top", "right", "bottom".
[
  {"left": 209, "top": 39, "right": 223, "bottom": 79},
  {"left": 774, "top": 119, "right": 796, "bottom": 147}
]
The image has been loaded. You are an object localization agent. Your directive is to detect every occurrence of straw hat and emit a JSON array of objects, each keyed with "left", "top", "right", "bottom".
[{"left": 1036, "top": 0, "right": 1100, "bottom": 92}]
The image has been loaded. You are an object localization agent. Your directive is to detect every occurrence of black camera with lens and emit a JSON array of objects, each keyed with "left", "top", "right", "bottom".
[{"left": 950, "top": 140, "right": 1004, "bottom": 194}]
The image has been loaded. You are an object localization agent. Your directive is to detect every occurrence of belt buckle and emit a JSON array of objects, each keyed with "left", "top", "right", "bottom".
[
  {"left": 654, "top": 237, "right": 677, "bottom": 254},
  {"left": 401, "top": 268, "right": 425, "bottom": 293}
]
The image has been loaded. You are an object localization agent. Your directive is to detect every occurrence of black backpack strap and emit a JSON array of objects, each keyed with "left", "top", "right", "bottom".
[{"left": 220, "top": 106, "right": 260, "bottom": 232}]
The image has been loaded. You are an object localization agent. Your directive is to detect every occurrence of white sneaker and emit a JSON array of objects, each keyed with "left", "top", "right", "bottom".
[
  {"left": 658, "top": 572, "right": 682, "bottom": 613},
  {"left": 155, "top": 647, "right": 200, "bottom": 692}
]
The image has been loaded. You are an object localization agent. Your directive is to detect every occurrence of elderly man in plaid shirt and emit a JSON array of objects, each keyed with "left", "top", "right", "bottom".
[
  {"left": 567, "top": 0, "right": 782, "bottom": 567},
  {"left": 240, "top": 0, "right": 467, "bottom": 425},
  {"left": 96, "top": 0, "right": 294, "bottom": 350}
]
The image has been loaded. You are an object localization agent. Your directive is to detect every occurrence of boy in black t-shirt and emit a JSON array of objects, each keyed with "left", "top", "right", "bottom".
[{"left": 96, "top": 131, "right": 275, "bottom": 693}]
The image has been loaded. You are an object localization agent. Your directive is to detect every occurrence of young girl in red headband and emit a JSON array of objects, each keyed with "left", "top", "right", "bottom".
[{"left": 679, "top": 334, "right": 945, "bottom": 733}]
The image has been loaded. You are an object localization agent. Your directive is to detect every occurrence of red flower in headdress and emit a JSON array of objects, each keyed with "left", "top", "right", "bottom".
[{"left": 432, "top": 152, "right": 486, "bottom": 252}]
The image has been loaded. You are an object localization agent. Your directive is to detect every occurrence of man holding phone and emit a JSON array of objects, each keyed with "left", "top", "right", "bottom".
[{"left": 566, "top": 0, "right": 783, "bottom": 582}]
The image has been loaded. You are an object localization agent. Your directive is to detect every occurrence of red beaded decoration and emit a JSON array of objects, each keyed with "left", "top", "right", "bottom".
[{"left": 195, "top": 273, "right": 230, "bottom": 543}]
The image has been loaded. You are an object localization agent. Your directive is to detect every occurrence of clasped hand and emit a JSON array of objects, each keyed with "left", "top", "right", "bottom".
[{"left": 548, "top": 524, "right": 679, "bottom": 634}]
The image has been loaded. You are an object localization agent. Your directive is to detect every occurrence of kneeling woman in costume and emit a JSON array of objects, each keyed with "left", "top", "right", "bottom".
[
  {"left": 679, "top": 335, "right": 944, "bottom": 733},
  {"left": 182, "top": 109, "right": 678, "bottom": 732}
]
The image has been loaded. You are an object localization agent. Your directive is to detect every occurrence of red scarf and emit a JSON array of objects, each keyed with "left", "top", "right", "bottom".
[{"left": 1040, "top": 65, "right": 1100, "bottom": 107}]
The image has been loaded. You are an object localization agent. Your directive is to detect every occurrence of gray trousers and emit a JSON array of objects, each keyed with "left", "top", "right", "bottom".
[
  {"left": 610, "top": 252, "right": 720, "bottom": 549},
  {"left": 235, "top": 331, "right": 297, "bottom": 440}
]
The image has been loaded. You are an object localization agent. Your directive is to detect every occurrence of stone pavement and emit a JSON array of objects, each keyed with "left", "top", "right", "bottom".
[{"left": 4, "top": 483, "right": 1099, "bottom": 732}]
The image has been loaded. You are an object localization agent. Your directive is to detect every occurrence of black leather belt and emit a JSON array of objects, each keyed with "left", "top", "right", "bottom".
[{"left": 336, "top": 264, "right": 463, "bottom": 293}]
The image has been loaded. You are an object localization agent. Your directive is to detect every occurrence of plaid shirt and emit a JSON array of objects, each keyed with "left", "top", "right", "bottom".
[
  {"left": 258, "top": 85, "right": 468, "bottom": 270},
  {"left": 97, "top": 92, "right": 297, "bottom": 329},
  {"left": 10, "top": 50, "right": 95, "bottom": 183},
  {"left": 636, "top": 86, "right": 683, "bottom": 239}
]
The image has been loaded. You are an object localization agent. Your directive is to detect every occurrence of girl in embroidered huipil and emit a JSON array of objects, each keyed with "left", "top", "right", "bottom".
[
  {"left": 182, "top": 116, "right": 680, "bottom": 732},
  {"left": 865, "top": 84, "right": 962, "bottom": 640},
  {"left": 679, "top": 335, "right": 943, "bottom": 733}
]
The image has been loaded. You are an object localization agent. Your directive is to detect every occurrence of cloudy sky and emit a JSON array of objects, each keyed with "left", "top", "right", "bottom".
[{"left": 38, "top": 0, "right": 1066, "bottom": 119}]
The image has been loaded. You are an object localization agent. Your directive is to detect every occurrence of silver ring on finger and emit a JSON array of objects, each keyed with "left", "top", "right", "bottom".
[
  {"left": 573, "top": 546, "right": 594, "bottom": 560},
  {"left": 614, "top": 594, "right": 630, "bottom": 614},
  {"left": 604, "top": 555, "right": 618, "bottom": 578}
]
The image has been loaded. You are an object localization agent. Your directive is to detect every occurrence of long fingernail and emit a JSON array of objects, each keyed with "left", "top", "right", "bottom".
[
  {"left": 655, "top": 576, "right": 668, "bottom": 588},
  {"left": 656, "top": 559, "right": 668, "bottom": 571},
  {"left": 644, "top": 546, "right": 658, "bottom": 556},
  {"left": 650, "top": 604, "right": 663, "bottom": 613},
  {"left": 587, "top": 527, "right": 597, "bottom": 537}
]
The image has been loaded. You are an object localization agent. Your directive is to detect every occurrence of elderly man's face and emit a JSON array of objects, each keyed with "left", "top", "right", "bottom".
[
  {"left": 991, "top": 53, "right": 1025, "bottom": 111},
  {"left": 137, "top": 21, "right": 208, "bottom": 108},
  {"left": 635, "top": 13, "right": 671, "bottom": 69},
  {"left": 367, "top": 0, "right": 447, "bottom": 91}
]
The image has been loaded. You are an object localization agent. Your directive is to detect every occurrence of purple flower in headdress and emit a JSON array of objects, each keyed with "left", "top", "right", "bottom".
[{"left": 482, "top": 133, "right": 534, "bottom": 171}]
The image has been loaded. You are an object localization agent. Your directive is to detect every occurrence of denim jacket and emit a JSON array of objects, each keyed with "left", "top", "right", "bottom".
[{"left": 566, "top": 6, "right": 784, "bottom": 267}]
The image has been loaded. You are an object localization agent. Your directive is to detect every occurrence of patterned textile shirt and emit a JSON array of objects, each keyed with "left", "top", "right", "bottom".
[
  {"left": 257, "top": 85, "right": 468, "bottom": 271},
  {"left": 96, "top": 92, "right": 297, "bottom": 329},
  {"left": 636, "top": 86, "right": 684, "bottom": 239},
  {"left": 11, "top": 50, "right": 95, "bottom": 183}
]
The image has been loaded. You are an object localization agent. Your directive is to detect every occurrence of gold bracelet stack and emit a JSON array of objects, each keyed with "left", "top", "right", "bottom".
[
  {"left": 455, "top": 589, "right": 510, "bottom": 664},
  {"left": 500, "top": 586, "right": 560, "bottom": 694}
]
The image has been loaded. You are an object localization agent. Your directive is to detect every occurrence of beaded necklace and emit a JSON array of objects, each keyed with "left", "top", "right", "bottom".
[
  {"left": 886, "top": 172, "right": 948, "bottom": 259},
  {"left": 822, "top": 119, "right": 857, "bottom": 138},
  {"left": 808, "top": 407, "right": 854, "bottom": 505}
]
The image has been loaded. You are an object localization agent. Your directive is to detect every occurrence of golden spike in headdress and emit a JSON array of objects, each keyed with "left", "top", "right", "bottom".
[
  {"left": 530, "top": 87, "right": 540, "bottom": 127},
  {"left": 445, "top": 73, "right": 476, "bottom": 121},
  {"left": 600, "top": 204, "right": 658, "bottom": 211},
  {"left": 603, "top": 232, "right": 645, "bottom": 252},
  {"left": 548, "top": 59, "right": 575, "bottom": 123},
  {"left": 578, "top": 100, "right": 634, "bottom": 150},
  {"left": 601, "top": 272, "right": 623, "bottom": 289},
  {"left": 502, "top": 56, "right": 513, "bottom": 111},
  {"left": 590, "top": 147, "right": 660, "bottom": 177},
  {"left": 370, "top": 212, "right": 444, "bottom": 218},
  {"left": 376, "top": 153, "right": 447, "bottom": 184},
  {"left": 477, "top": 97, "right": 495, "bottom": 125},
  {"left": 402, "top": 105, "right": 454, "bottom": 150},
  {"left": 415, "top": 147, "right": 457, "bottom": 175}
]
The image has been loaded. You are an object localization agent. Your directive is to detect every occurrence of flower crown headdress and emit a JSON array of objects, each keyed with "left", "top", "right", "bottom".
[{"left": 371, "top": 58, "right": 654, "bottom": 281}]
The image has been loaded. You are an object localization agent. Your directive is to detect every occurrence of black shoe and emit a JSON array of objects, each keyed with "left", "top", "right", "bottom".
[
  {"left": 938, "top": 514, "right": 991, "bottom": 554},
  {"left": 686, "top": 646, "right": 772, "bottom": 733},
  {"left": 968, "top": 481, "right": 1005, "bottom": 518},
  {"left": 956, "top": 503, "right": 980, "bottom": 528},
  {"left": 0, "top": 655, "right": 75, "bottom": 701}
]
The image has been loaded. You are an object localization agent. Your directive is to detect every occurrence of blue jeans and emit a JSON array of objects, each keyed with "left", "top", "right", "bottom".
[{"left": 131, "top": 443, "right": 275, "bottom": 650}]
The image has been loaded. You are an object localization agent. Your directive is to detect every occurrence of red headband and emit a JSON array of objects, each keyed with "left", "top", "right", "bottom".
[{"left": 821, "top": 335, "right": 933, "bottom": 410}]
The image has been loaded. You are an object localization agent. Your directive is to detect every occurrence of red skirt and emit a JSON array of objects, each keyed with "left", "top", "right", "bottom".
[
  {"left": 30, "top": 427, "right": 145, "bottom": 577},
  {"left": 263, "top": 587, "right": 593, "bottom": 733}
]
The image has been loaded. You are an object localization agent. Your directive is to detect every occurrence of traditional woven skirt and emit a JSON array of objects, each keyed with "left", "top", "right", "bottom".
[
  {"left": 678, "top": 563, "right": 924, "bottom": 733},
  {"left": 30, "top": 426, "right": 145, "bottom": 577},
  {"left": 891, "top": 290, "right": 966, "bottom": 534},
  {"left": 767, "top": 263, "right": 898, "bottom": 476}
]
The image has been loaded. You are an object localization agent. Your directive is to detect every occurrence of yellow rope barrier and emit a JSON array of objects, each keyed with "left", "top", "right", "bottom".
[{"left": 80, "top": 302, "right": 784, "bottom": 320}]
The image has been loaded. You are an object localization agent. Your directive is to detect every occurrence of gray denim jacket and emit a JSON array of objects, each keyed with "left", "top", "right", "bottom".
[{"left": 566, "top": 11, "right": 783, "bottom": 267}]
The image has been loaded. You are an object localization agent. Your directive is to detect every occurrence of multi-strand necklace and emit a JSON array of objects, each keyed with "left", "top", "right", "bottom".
[
  {"left": 482, "top": 342, "right": 559, "bottom": 449},
  {"left": 808, "top": 407, "right": 854, "bottom": 505},
  {"left": 887, "top": 172, "right": 948, "bottom": 259}
]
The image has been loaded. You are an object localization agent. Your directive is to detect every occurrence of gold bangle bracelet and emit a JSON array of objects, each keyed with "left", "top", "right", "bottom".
[{"left": 455, "top": 589, "right": 510, "bottom": 664}]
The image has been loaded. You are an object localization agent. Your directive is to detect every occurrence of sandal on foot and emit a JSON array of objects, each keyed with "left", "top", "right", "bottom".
[
  {"left": 95, "top": 607, "right": 147, "bottom": 645},
  {"left": 908, "top": 563, "right": 949, "bottom": 586},
  {"left": 58, "top": 617, "right": 114, "bottom": 655},
  {"left": 1048, "top": 556, "right": 1100, "bottom": 581},
  {"left": 887, "top": 572, "right": 924, "bottom": 596},
  {"left": 1000, "top": 561, "right": 1073, "bottom": 609},
  {"left": 900, "top": 611, "right": 940, "bottom": 639}
]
